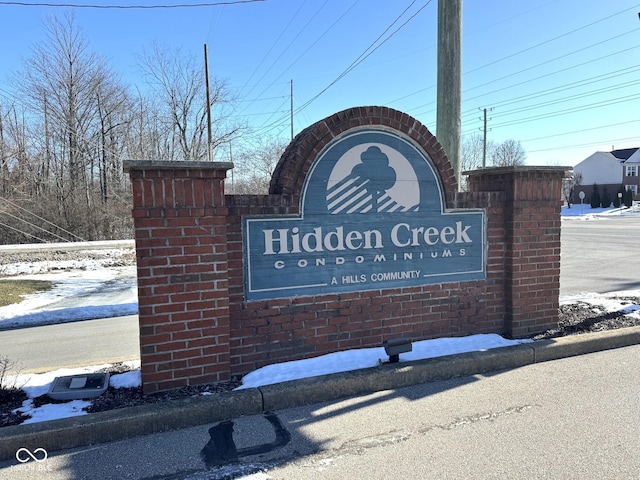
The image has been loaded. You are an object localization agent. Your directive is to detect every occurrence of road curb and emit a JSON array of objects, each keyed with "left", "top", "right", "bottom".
[
  {"left": 2, "top": 326, "right": 639, "bottom": 462},
  {"left": 0, "top": 388, "right": 263, "bottom": 462}
]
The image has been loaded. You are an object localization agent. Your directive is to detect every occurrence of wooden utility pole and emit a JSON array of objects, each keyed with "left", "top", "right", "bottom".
[
  {"left": 204, "top": 44, "right": 213, "bottom": 161},
  {"left": 436, "top": 0, "right": 462, "bottom": 180},
  {"left": 482, "top": 107, "right": 487, "bottom": 168},
  {"left": 290, "top": 79, "right": 294, "bottom": 141}
]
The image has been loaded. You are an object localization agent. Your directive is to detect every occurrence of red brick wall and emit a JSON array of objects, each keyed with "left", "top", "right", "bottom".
[
  {"left": 125, "top": 107, "right": 565, "bottom": 393},
  {"left": 125, "top": 163, "right": 233, "bottom": 393},
  {"left": 467, "top": 168, "right": 564, "bottom": 338}
]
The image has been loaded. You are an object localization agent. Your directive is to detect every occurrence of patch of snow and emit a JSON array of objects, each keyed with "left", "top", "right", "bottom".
[
  {"left": 17, "top": 399, "right": 91, "bottom": 424},
  {"left": 236, "top": 334, "right": 532, "bottom": 390},
  {"left": 561, "top": 205, "right": 640, "bottom": 220},
  {"left": 0, "top": 266, "right": 138, "bottom": 328},
  {"left": 110, "top": 370, "right": 142, "bottom": 389}
]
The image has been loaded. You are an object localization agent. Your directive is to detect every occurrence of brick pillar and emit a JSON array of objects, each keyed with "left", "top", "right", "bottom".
[
  {"left": 123, "top": 160, "right": 233, "bottom": 393},
  {"left": 466, "top": 166, "right": 567, "bottom": 338}
]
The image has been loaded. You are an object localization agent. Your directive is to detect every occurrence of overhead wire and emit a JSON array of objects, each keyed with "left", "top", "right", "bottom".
[
  {"left": 386, "top": 2, "right": 640, "bottom": 109},
  {"left": 255, "top": 0, "right": 433, "bottom": 136},
  {"left": 460, "top": 64, "right": 640, "bottom": 121},
  {"left": 464, "top": 28, "right": 640, "bottom": 96},
  {"left": 0, "top": 208, "right": 74, "bottom": 242},
  {"left": 234, "top": 0, "right": 311, "bottom": 107},
  {"left": 527, "top": 136, "right": 640, "bottom": 153},
  {"left": 293, "top": 0, "right": 428, "bottom": 111},
  {"left": 490, "top": 92, "right": 640, "bottom": 129},
  {"left": 248, "top": 0, "right": 361, "bottom": 127},
  {"left": 488, "top": 78, "right": 640, "bottom": 120},
  {"left": 2, "top": 196, "right": 85, "bottom": 241},
  {"left": 519, "top": 119, "right": 640, "bottom": 143},
  {"left": 0, "top": 220, "right": 48, "bottom": 243},
  {"left": 0, "top": 1, "right": 266, "bottom": 9},
  {"left": 464, "top": 3, "right": 640, "bottom": 77},
  {"left": 417, "top": 41, "right": 640, "bottom": 130}
]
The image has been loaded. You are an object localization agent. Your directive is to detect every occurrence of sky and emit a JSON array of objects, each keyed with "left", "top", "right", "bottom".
[{"left": 0, "top": 0, "right": 639, "bottom": 168}]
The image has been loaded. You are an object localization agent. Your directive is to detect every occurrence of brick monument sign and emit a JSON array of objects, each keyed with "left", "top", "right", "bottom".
[{"left": 124, "top": 106, "right": 566, "bottom": 393}]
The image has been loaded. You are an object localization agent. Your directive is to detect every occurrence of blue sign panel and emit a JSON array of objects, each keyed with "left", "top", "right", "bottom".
[{"left": 244, "top": 129, "right": 485, "bottom": 300}]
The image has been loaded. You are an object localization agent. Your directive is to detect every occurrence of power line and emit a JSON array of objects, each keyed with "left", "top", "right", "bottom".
[
  {"left": 295, "top": 1, "right": 430, "bottom": 111},
  {"left": 0, "top": 0, "right": 265, "bottom": 8},
  {"left": 0, "top": 208, "right": 72, "bottom": 242},
  {"left": 395, "top": 8, "right": 640, "bottom": 119},
  {"left": 489, "top": 79, "right": 640, "bottom": 120},
  {"left": 3, "top": 196, "right": 85, "bottom": 241},
  {"left": 466, "top": 28, "right": 640, "bottom": 97},
  {"left": 519, "top": 119, "right": 640, "bottom": 144},
  {"left": 256, "top": 0, "right": 433, "bottom": 136},
  {"left": 461, "top": 64, "right": 640, "bottom": 121},
  {"left": 526, "top": 135, "right": 640, "bottom": 154},
  {"left": 246, "top": 0, "right": 360, "bottom": 125},
  {"left": 0, "top": 220, "right": 48, "bottom": 243},
  {"left": 489, "top": 91, "right": 640, "bottom": 129},
  {"left": 234, "top": 0, "right": 314, "bottom": 109},
  {"left": 464, "top": 3, "right": 640, "bottom": 78}
]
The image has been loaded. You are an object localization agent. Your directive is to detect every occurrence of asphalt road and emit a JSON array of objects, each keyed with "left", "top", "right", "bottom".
[
  {"left": 560, "top": 216, "right": 640, "bottom": 296},
  {"left": 1, "top": 316, "right": 139, "bottom": 374},
  {"left": 3, "top": 216, "right": 640, "bottom": 373},
  {"left": 2, "top": 344, "right": 638, "bottom": 479}
]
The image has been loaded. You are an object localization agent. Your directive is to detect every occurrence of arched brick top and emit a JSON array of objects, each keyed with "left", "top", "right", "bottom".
[{"left": 269, "top": 106, "right": 458, "bottom": 204}]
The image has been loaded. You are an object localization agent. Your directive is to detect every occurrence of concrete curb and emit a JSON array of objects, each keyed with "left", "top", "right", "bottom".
[{"left": 2, "top": 326, "right": 639, "bottom": 461}]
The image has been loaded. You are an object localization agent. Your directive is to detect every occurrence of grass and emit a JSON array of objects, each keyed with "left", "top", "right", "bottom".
[{"left": 0, "top": 279, "right": 52, "bottom": 307}]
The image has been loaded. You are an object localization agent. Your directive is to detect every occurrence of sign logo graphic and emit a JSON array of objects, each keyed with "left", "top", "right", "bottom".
[
  {"left": 327, "top": 145, "right": 418, "bottom": 214},
  {"left": 244, "top": 129, "right": 486, "bottom": 300}
]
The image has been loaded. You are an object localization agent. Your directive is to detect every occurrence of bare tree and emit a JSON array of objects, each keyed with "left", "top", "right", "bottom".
[
  {"left": 8, "top": 12, "right": 133, "bottom": 241},
  {"left": 231, "top": 136, "right": 288, "bottom": 194},
  {"left": 490, "top": 139, "right": 526, "bottom": 167},
  {"left": 461, "top": 133, "right": 487, "bottom": 172},
  {"left": 137, "top": 43, "right": 244, "bottom": 162},
  {"left": 459, "top": 133, "right": 496, "bottom": 191}
]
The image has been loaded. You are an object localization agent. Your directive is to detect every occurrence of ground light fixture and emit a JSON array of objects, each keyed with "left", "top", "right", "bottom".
[{"left": 382, "top": 337, "right": 413, "bottom": 363}]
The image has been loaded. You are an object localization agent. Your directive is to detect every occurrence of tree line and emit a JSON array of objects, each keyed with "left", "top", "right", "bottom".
[{"left": 0, "top": 13, "right": 281, "bottom": 245}]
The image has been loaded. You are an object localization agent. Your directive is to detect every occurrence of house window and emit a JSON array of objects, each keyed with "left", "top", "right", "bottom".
[
  {"left": 626, "top": 165, "right": 637, "bottom": 177},
  {"left": 627, "top": 185, "right": 638, "bottom": 195}
]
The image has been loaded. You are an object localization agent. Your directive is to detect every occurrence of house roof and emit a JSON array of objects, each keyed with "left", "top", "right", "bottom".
[
  {"left": 624, "top": 148, "right": 640, "bottom": 164},
  {"left": 610, "top": 148, "right": 639, "bottom": 160}
]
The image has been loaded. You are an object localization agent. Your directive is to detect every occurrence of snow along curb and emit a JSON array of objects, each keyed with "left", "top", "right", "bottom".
[{"left": 1, "top": 326, "right": 640, "bottom": 462}]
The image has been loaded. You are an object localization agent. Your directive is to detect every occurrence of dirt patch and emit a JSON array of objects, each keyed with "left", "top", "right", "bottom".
[{"left": 532, "top": 301, "right": 640, "bottom": 340}]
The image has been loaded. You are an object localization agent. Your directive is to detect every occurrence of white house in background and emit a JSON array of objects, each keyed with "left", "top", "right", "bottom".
[{"left": 573, "top": 148, "right": 639, "bottom": 203}]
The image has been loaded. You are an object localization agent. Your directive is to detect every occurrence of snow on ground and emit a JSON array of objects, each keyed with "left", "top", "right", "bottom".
[
  {"left": 238, "top": 334, "right": 531, "bottom": 389},
  {"left": 0, "top": 265, "right": 138, "bottom": 329},
  {"left": 561, "top": 204, "right": 640, "bottom": 219},
  {"left": 2, "top": 205, "right": 640, "bottom": 425},
  {"left": 8, "top": 361, "right": 141, "bottom": 424}
]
